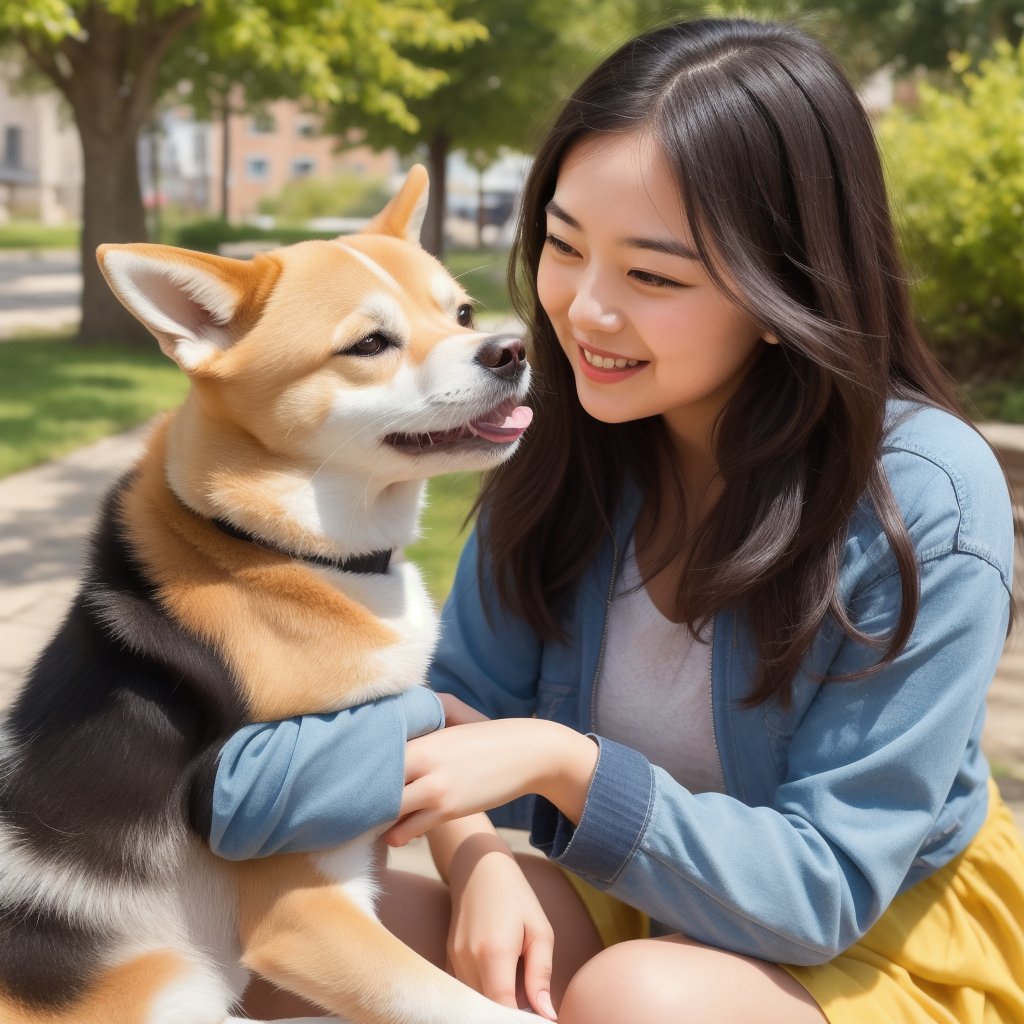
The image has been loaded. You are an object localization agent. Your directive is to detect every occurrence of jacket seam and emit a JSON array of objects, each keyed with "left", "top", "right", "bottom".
[
  {"left": 640, "top": 844, "right": 839, "bottom": 958},
  {"left": 607, "top": 761, "right": 657, "bottom": 886},
  {"left": 858, "top": 545, "right": 1012, "bottom": 600}
]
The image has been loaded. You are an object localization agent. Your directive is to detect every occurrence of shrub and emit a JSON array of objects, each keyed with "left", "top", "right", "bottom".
[
  {"left": 167, "top": 220, "right": 334, "bottom": 253},
  {"left": 257, "top": 175, "right": 392, "bottom": 225},
  {"left": 879, "top": 39, "right": 1024, "bottom": 378}
]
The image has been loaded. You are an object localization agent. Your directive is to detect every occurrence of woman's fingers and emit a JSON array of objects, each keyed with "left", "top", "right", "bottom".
[{"left": 522, "top": 927, "right": 558, "bottom": 1019}]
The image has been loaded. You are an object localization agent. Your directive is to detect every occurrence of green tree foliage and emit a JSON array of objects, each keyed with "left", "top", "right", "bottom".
[
  {"left": 0, "top": 1, "right": 483, "bottom": 345},
  {"left": 879, "top": 39, "right": 1024, "bottom": 376},
  {"left": 325, "top": 0, "right": 591, "bottom": 257}
]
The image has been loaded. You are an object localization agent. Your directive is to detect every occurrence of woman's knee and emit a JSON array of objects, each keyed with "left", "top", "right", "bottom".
[
  {"left": 557, "top": 937, "right": 825, "bottom": 1024},
  {"left": 559, "top": 940, "right": 685, "bottom": 1023}
]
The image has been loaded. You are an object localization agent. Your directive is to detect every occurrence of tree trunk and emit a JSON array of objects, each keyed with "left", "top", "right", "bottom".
[
  {"left": 76, "top": 122, "right": 152, "bottom": 347},
  {"left": 221, "top": 96, "right": 232, "bottom": 222},
  {"left": 422, "top": 131, "right": 450, "bottom": 260},
  {"left": 18, "top": 2, "right": 200, "bottom": 347}
]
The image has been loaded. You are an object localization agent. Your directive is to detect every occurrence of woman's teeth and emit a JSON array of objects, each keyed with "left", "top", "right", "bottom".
[{"left": 582, "top": 349, "right": 640, "bottom": 370}]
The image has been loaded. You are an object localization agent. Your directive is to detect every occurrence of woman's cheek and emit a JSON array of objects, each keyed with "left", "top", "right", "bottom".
[{"left": 536, "top": 251, "right": 568, "bottom": 322}]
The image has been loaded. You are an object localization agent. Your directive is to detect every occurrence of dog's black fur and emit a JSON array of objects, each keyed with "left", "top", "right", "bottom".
[{"left": 0, "top": 476, "right": 248, "bottom": 1009}]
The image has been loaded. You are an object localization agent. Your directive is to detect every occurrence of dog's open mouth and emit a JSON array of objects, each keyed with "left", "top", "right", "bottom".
[{"left": 384, "top": 398, "right": 533, "bottom": 455}]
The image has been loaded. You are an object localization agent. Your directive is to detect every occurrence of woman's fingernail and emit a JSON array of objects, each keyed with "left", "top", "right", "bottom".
[{"left": 539, "top": 990, "right": 557, "bottom": 1019}]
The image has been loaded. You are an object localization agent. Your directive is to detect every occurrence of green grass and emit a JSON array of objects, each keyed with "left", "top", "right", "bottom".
[
  {"left": 443, "top": 248, "right": 512, "bottom": 319},
  {"left": 0, "top": 334, "right": 188, "bottom": 477},
  {"left": 409, "top": 472, "right": 481, "bottom": 602},
  {"left": 0, "top": 221, "right": 80, "bottom": 250}
]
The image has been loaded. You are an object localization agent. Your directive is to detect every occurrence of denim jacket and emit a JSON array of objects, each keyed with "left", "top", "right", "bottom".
[{"left": 211, "top": 401, "right": 1014, "bottom": 966}]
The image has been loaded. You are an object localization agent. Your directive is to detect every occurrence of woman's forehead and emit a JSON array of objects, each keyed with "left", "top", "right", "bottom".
[{"left": 553, "top": 132, "right": 695, "bottom": 244}]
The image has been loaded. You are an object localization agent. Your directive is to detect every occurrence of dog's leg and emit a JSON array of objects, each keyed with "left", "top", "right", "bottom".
[
  {"left": 236, "top": 853, "right": 539, "bottom": 1024},
  {"left": 0, "top": 949, "right": 232, "bottom": 1024}
]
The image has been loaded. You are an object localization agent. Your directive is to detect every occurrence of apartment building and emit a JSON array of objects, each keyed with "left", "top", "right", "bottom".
[{"left": 0, "top": 64, "right": 83, "bottom": 224}]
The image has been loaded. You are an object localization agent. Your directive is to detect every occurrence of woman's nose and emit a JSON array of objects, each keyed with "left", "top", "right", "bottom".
[{"left": 567, "top": 276, "right": 624, "bottom": 333}]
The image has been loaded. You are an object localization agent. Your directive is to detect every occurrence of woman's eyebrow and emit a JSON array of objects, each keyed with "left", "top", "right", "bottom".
[
  {"left": 623, "top": 236, "right": 700, "bottom": 261},
  {"left": 544, "top": 199, "right": 580, "bottom": 229},
  {"left": 544, "top": 200, "right": 699, "bottom": 262}
]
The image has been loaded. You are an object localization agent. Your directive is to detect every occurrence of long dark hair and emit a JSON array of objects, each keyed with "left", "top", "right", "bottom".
[{"left": 479, "top": 17, "right": 968, "bottom": 706}]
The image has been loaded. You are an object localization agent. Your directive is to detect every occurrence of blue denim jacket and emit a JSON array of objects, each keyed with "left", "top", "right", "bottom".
[
  {"left": 433, "top": 400, "right": 1015, "bottom": 964},
  {"left": 212, "top": 401, "right": 1015, "bottom": 966}
]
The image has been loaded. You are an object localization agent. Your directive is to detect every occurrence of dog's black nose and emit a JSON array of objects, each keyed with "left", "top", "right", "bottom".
[{"left": 476, "top": 334, "right": 527, "bottom": 379}]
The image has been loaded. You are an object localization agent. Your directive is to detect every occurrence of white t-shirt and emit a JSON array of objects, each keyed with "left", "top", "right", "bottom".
[{"left": 594, "top": 540, "right": 725, "bottom": 794}]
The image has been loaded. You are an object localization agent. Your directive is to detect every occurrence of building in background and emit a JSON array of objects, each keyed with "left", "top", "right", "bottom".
[
  {"left": 0, "top": 64, "right": 83, "bottom": 224},
  {"left": 138, "top": 94, "right": 400, "bottom": 223},
  {"left": 207, "top": 96, "right": 398, "bottom": 222}
]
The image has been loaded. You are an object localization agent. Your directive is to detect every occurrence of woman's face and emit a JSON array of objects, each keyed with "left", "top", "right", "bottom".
[{"left": 536, "top": 131, "right": 770, "bottom": 454}]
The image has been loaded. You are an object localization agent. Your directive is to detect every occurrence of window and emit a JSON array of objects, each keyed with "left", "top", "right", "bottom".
[
  {"left": 296, "top": 120, "right": 318, "bottom": 139},
  {"left": 3, "top": 126, "right": 22, "bottom": 169},
  {"left": 245, "top": 156, "right": 270, "bottom": 182},
  {"left": 249, "top": 112, "right": 276, "bottom": 135},
  {"left": 291, "top": 158, "right": 315, "bottom": 178}
]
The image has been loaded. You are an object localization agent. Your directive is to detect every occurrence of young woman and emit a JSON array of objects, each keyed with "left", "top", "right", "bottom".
[{"left": 225, "top": 18, "right": 1024, "bottom": 1023}]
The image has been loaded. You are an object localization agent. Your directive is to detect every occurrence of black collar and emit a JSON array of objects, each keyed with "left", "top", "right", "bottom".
[{"left": 210, "top": 516, "right": 393, "bottom": 575}]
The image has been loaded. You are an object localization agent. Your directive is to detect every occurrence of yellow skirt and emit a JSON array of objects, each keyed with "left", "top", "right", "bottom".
[{"left": 563, "top": 779, "right": 1024, "bottom": 1022}]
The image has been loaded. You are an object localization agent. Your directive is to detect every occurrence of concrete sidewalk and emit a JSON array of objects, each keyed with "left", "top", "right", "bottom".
[{"left": 1, "top": 419, "right": 1022, "bottom": 833}]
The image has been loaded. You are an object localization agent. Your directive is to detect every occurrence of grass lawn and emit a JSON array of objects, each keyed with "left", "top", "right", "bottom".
[
  {"left": 409, "top": 473, "right": 480, "bottom": 602},
  {"left": 0, "top": 335, "right": 187, "bottom": 477},
  {"left": 0, "top": 221, "right": 80, "bottom": 250},
  {"left": 442, "top": 248, "right": 512, "bottom": 319}
]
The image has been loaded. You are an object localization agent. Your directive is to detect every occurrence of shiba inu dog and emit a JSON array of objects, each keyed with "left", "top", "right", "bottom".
[{"left": 0, "top": 166, "right": 539, "bottom": 1024}]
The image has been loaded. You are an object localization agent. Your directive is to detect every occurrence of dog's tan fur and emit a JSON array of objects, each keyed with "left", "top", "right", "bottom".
[{"left": 0, "top": 166, "right": 537, "bottom": 1024}]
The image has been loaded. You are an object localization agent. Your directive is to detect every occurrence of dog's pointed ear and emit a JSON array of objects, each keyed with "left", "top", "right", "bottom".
[
  {"left": 96, "top": 244, "right": 281, "bottom": 374},
  {"left": 359, "top": 165, "right": 429, "bottom": 244}
]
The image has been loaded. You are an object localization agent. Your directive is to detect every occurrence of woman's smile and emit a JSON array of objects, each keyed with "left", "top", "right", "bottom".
[
  {"left": 576, "top": 338, "right": 648, "bottom": 381},
  {"left": 537, "top": 131, "right": 767, "bottom": 448}
]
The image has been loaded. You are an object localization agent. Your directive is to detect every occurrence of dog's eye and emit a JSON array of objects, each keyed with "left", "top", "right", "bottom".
[
  {"left": 456, "top": 303, "right": 475, "bottom": 329},
  {"left": 346, "top": 333, "right": 391, "bottom": 357}
]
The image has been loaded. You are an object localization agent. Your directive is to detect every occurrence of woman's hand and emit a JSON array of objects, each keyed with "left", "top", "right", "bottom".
[
  {"left": 382, "top": 716, "right": 598, "bottom": 848},
  {"left": 445, "top": 832, "right": 558, "bottom": 1020}
]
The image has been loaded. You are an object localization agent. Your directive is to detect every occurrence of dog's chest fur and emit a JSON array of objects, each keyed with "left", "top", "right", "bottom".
[{"left": 0, "top": 427, "right": 439, "bottom": 1011}]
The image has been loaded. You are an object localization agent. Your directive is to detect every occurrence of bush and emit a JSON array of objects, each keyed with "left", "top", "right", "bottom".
[
  {"left": 879, "top": 39, "right": 1024, "bottom": 378},
  {"left": 167, "top": 220, "right": 335, "bottom": 253},
  {"left": 257, "top": 175, "right": 393, "bottom": 224}
]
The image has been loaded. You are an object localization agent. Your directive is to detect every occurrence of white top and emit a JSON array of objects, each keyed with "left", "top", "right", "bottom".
[{"left": 594, "top": 541, "right": 725, "bottom": 794}]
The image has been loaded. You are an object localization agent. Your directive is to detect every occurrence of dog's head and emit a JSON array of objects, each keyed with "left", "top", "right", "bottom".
[{"left": 97, "top": 166, "right": 531, "bottom": 485}]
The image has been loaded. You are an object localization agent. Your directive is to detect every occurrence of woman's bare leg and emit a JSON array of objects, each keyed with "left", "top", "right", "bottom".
[
  {"left": 240, "top": 849, "right": 825, "bottom": 1024},
  {"left": 558, "top": 933, "right": 827, "bottom": 1024}
]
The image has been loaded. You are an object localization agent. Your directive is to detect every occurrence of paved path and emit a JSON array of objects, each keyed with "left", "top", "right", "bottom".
[
  {"left": 1, "top": 420, "right": 1022, "bottom": 832},
  {"left": 0, "top": 249, "right": 81, "bottom": 338}
]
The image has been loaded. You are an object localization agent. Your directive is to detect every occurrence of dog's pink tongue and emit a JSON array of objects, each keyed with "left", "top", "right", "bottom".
[{"left": 468, "top": 405, "right": 533, "bottom": 443}]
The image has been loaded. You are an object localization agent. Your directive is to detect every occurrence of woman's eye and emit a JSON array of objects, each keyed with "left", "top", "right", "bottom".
[
  {"left": 456, "top": 303, "right": 475, "bottom": 329},
  {"left": 347, "top": 333, "right": 391, "bottom": 357},
  {"left": 630, "top": 270, "right": 683, "bottom": 289},
  {"left": 544, "top": 234, "right": 578, "bottom": 257}
]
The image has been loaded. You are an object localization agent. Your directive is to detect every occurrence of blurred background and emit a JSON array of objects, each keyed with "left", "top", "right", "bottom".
[{"left": 0, "top": 3, "right": 1021, "bottom": 800}]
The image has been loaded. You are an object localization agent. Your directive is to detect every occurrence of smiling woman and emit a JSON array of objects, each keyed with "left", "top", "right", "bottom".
[{"left": 537, "top": 132, "right": 772, "bottom": 453}]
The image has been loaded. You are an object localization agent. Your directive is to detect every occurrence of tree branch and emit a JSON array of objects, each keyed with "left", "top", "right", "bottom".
[
  {"left": 125, "top": 4, "right": 202, "bottom": 129},
  {"left": 17, "top": 33, "right": 74, "bottom": 105}
]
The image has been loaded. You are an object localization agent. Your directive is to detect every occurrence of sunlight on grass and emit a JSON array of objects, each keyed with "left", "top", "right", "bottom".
[
  {"left": 409, "top": 472, "right": 481, "bottom": 603},
  {"left": 0, "top": 335, "right": 187, "bottom": 477}
]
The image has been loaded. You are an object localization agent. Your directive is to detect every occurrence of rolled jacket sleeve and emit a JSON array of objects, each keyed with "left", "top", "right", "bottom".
[
  {"left": 209, "top": 686, "right": 444, "bottom": 860},
  {"left": 531, "top": 547, "right": 1011, "bottom": 964}
]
